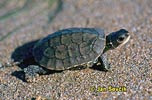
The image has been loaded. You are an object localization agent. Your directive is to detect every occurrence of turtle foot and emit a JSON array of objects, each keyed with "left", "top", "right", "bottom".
[{"left": 23, "top": 65, "right": 47, "bottom": 82}]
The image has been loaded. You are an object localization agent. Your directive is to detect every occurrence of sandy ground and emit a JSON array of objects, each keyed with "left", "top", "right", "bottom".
[{"left": 0, "top": 0, "right": 151, "bottom": 100}]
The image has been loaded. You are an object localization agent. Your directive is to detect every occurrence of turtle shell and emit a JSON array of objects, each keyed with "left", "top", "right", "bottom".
[{"left": 32, "top": 28, "right": 106, "bottom": 70}]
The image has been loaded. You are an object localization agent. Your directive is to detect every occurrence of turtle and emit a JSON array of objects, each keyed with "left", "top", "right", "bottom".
[{"left": 23, "top": 28, "right": 130, "bottom": 81}]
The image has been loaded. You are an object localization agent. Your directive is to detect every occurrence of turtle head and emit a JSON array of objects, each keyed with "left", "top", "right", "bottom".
[{"left": 104, "top": 29, "right": 130, "bottom": 52}]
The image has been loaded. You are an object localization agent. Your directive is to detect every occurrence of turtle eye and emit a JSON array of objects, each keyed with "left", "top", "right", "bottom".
[{"left": 118, "top": 36, "right": 125, "bottom": 42}]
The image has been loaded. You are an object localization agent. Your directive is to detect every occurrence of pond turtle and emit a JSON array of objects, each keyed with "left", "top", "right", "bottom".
[{"left": 24, "top": 28, "right": 130, "bottom": 80}]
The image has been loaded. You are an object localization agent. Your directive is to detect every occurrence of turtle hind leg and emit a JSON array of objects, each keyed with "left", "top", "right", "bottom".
[{"left": 23, "top": 65, "right": 48, "bottom": 82}]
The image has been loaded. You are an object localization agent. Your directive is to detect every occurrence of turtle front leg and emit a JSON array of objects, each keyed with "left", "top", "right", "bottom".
[
  {"left": 96, "top": 53, "right": 111, "bottom": 71},
  {"left": 23, "top": 65, "right": 48, "bottom": 82}
]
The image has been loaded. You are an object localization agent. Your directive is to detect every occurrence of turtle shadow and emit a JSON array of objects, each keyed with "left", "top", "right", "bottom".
[
  {"left": 11, "top": 39, "right": 63, "bottom": 82},
  {"left": 68, "top": 64, "right": 108, "bottom": 72},
  {"left": 11, "top": 39, "right": 39, "bottom": 68},
  {"left": 90, "top": 64, "right": 109, "bottom": 72}
]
